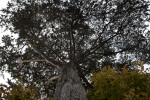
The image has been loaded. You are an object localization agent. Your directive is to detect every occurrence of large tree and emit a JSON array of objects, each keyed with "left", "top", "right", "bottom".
[{"left": 0, "top": 0, "right": 150, "bottom": 99}]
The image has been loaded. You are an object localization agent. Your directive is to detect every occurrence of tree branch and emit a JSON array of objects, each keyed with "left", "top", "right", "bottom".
[
  {"left": 76, "top": 22, "right": 110, "bottom": 62},
  {"left": 103, "top": 46, "right": 136, "bottom": 56},
  {"left": 78, "top": 70, "right": 94, "bottom": 89},
  {"left": 76, "top": 2, "right": 144, "bottom": 63},
  {"left": 79, "top": 45, "right": 137, "bottom": 64},
  {"left": 38, "top": 75, "right": 60, "bottom": 91},
  {"left": 22, "top": 59, "right": 46, "bottom": 63},
  {"left": 27, "top": 41, "right": 62, "bottom": 70},
  {"left": 76, "top": 65, "right": 94, "bottom": 89},
  {"left": 77, "top": 32, "right": 120, "bottom": 63},
  {"left": 18, "top": 59, "right": 47, "bottom": 67},
  {"left": 27, "top": 33, "right": 67, "bottom": 64},
  {"left": 35, "top": 75, "right": 60, "bottom": 94},
  {"left": 72, "top": 33, "right": 76, "bottom": 61}
]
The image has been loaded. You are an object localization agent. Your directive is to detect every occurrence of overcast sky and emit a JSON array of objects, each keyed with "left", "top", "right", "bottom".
[
  {"left": 0, "top": 0, "right": 9, "bottom": 8},
  {"left": 0, "top": 0, "right": 11, "bottom": 85},
  {"left": 0, "top": 0, "right": 11, "bottom": 40}
]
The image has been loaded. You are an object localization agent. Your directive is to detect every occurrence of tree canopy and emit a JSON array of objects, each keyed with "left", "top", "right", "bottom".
[
  {"left": 0, "top": 0, "right": 150, "bottom": 99},
  {"left": 87, "top": 67, "right": 150, "bottom": 100}
]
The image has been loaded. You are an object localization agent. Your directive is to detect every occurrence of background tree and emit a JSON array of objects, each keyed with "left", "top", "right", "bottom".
[
  {"left": 0, "top": 0, "right": 150, "bottom": 99},
  {"left": 5, "top": 83, "right": 37, "bottom": 100},
  {"left": 87, "top": 67, "right": 150, "bottom": 100}
]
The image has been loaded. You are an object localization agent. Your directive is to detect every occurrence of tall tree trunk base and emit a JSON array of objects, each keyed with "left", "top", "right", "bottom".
[{"left": 54, "top": 64, "right": 87, "bottom": 100}]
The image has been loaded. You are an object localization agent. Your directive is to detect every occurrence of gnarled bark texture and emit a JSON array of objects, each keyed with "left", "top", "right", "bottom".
[{"left": 54, "top": 63, "right": 87, "bottom": 100}]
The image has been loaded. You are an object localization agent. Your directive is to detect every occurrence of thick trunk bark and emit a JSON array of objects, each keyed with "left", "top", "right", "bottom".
[{"left": 54, "top": 63, "right": 87, "bottom": 100}]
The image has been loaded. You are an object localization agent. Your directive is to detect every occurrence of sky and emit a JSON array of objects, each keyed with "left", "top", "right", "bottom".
[
  {"left": 0, "top": 0, "right": 11, "bottom": 85},
  {"left": 0, "top": 0, "right": 9, "bottom": 8},
  {"left": 0, "top": 0, "right": 11, "bottom": 38},
  {"left": 0, "top": 0, "right": 150, "bottom": 85}
]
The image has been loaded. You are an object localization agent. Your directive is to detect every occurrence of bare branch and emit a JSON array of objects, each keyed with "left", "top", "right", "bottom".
[
  {"left": 79, "top": 45, "right": 137, "bottom": 64},
  {"left": 50, "top": 48, "right": 67, "bottom": 64},
  {"left": 18, "top": 59, "right": 47, "bottom": 68},
  {"left": 91, "top": 22, "right": 111, "bottom": 49},
  {"left": 76, "top": 22, "right": 110, "bottom": 62},
  {"left": 27, "top": 33, "right": 67, "bottom": 64},
  {"left": 27, "top": 41, "right": 62, "bottom": 70},
  {"left": 76, "top": 2, "right": 146, "bottom": 63},
  {"left": 102, "top": 46, "right": 136, "bottom": 56},
  {"left": 77, "top": 32, "right": 120, "bottom": 63},
  {"left": 35, "top": 75, "right": 60, "bottom": 94},
  {"left": 76, "top": 65, "right": 93, "bottom": 89},
  {"left": 72, "top": 33, "right": 76, "bottom": 61},
  {"left": 38, "top": 75, "right": 60, "bottom": 91},
  {"left": 22, "top": 59, "right": 46, "bottom": 63}
]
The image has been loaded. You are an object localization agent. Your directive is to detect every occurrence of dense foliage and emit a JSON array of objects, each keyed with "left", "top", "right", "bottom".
[
  {"left": 0, "top": 82, "right": 54, "bottom": 100},
  {"left": 5, "top": 83, "right": 37, "bottom": 100},
  {"left": 87, "top": 67, "right": 150, "bottom": 100},
  {"left": 0, "top": 0, "right": 150, "bottom": 99}
]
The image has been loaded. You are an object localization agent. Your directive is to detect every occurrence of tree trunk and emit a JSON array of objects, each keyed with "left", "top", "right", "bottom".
[{"left": 54, "top": 63, "right": 87, "bottom": 100}]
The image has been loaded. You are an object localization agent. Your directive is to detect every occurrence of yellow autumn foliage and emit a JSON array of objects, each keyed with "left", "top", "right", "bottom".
[
  {"left": 5, "top": 83, "right": 37, "bottom": 100},
  {"left": 87, "top": 67, "right": 150, "bottom": 100},
  {"left": 1, "top": 82, "right": 54, "bottom": 100}
]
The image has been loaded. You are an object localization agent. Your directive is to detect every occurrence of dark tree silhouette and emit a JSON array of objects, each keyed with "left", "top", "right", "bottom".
[{"left": 0, "top": 0, "right": 150, "bottom": 99}]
